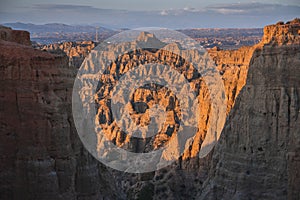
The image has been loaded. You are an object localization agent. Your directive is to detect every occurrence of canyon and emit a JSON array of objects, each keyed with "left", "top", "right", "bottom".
[{"left": 0, "top": 19, "right": 299, "bottom": 199}]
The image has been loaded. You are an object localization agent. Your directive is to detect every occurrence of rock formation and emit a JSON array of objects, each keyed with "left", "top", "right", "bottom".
[
  {"left": 0, "top": 26, "right": 121, "bottom": 200},
  {"left": 208, "top": 46, "right": 256, "bottom": 113},
  {"left": 0, "top": 25, "right": 31, "bottom": 46},
  {"left": 72, "top": 30, "right": 255, "bottom": 199},
  {"left": 39, "top": 41, "right": 96, "bottom": 68},
  {"left": 0, "top": 18, "right": 299, "bottom": 200},
  {"left": 200, "top": 19, "right": 300, "bottom": 199}
]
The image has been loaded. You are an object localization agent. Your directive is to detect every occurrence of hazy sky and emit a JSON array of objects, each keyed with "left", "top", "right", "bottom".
[
  {"left": 0, "top": 0, "right": 299, "bottom": 28},
  {"left": 1, "top": 0, "right": 299, "bottom": 11}
]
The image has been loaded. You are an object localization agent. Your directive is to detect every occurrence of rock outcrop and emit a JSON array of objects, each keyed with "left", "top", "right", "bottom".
[
  {"left": 0, "top": 27, "right": 121, "bottom": 200},
  {"left": 39, "top": 41, "right": 96, "bottom": 68},
  {"left": 75, "top": 31, "right": 255, "bottom": 199},
  {"left": 200, "top": 20, "right": 300, "bottom": 200},
  {"left": 208, "top": 46, "right": 256, "bottom": 113},
  {"left": 0, "top": 25, "right": 31, "bottom": 46},
  {"left": 262, "top": 18, "right": 300, "bottom": 46}
]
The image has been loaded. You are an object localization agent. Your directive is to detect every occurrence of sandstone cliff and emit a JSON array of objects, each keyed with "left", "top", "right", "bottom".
[
  {"left": 200, "top": 19, "right": 300, "bottom": 200},
  {"left": 0, "top": 26, "right": 121, "bottom": 200}
]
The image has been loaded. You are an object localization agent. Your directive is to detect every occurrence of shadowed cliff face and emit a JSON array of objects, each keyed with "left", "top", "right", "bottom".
[
  {"left": 0, "top": 26, "right": 122, "bottom": 200},
  {"left": 0, "top": 25, "right": 31, "bottom": 46},
  {"left": 200, "top": 19, "right": 300, "bottom": 200}
]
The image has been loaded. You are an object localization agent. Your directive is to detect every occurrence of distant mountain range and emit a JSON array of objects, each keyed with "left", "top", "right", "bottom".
[
  {"left": 2, "top": 22, "right": 264, "bottom": 47},
  {"left": 3, "top": 22, "right": 111, "bottom": 33},
  {"left": 2, "top": 22, "right": 118, "bottom": 44}
]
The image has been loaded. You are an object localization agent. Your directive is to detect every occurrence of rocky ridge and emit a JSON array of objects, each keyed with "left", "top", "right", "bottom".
[{"left": 39, "top": 41, "right": 96, "bottom": 68}]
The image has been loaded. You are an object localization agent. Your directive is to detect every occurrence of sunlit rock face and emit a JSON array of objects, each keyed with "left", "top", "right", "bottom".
[
  {"left": 40, "top": 41, "right": 96, "bottom": 68},
  {"left": 92, "top": 33, "right": 254, "bottom": 157},
  {"left": 72, "top": 30, "right": 255, "bottom": 199},
  {"left": 200, "top": 19, "right": 300, "bottom": 200}
]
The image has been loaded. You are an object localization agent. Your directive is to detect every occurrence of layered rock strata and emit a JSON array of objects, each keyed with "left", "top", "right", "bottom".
[
  {"left": 200, "top": 18, "right": 300, "bottom": 200},
  {"left": 0, "top": 26, "right": 120, "bottom": 200}
]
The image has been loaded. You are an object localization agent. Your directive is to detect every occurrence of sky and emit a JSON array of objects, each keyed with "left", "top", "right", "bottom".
[{"left": 0, "top": 0, "right": 299, "bottom": 28}]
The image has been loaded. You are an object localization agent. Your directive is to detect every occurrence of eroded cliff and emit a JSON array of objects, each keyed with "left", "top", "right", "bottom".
[
  {"left": 39, "top": 41, "right": 96, "bottom": 68},
  {"left": 82, "top": 31, "right": 256, "bottom": 199},
  {"left": 200, "top": 19, "right": 300, "bottom": 200},
  {"left": 0, "top": 26, "right": 121, "bottom": 200}
]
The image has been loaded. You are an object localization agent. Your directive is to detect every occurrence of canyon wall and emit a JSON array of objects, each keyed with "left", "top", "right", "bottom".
[
  {"left": 200, "top": 19, "right": 300, "bottom": 200},
  {"left": 0, "top": 26, "right": 121, "bottom": 200}
]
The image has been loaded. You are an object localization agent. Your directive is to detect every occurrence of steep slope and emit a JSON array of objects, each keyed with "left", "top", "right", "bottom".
[
  {"left": 208, "top": 46, "right": 255, "bottom": 113},
  {"left": 0, "top": 26, "right": 121, "bottom": 200},
  {"left": 200, "top": 19, "right": 300, "bottom": 200}
]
